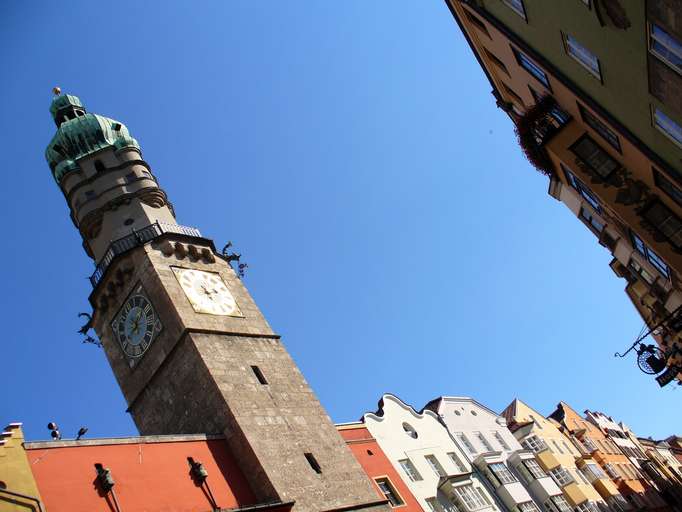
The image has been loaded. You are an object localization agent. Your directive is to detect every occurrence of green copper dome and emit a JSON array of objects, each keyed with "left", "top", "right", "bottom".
[{"left": 45, "top": 94, "right": 140, "bottom": 183}]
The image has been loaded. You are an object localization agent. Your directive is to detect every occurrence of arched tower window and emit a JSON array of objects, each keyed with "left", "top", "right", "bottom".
[{"left": 94, "top": 160, "right": 105, "bottom": 173}]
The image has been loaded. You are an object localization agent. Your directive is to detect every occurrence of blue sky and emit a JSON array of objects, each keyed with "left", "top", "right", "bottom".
[{"left": 1, "top": 1, "right": 678, "bottom": 443}]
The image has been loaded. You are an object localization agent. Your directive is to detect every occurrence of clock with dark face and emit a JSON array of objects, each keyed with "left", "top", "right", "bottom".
[{"left": 112, "top": 286, "right": 162, "bottom": 366}]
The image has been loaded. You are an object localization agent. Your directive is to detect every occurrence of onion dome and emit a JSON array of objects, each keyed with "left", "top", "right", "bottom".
[{"left": 45, "top": 91, "right": 140, "bottom": 183}]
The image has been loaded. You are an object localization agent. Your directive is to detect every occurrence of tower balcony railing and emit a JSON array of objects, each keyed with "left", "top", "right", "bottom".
[{"left": 90, "top": 221, "right": 202, "bottom": 287}]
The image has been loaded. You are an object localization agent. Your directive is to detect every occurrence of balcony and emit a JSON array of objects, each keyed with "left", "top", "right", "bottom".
[
  {"left": 515, "top": 96, "right": 571, "bottom": 176},
  {"left": 90, "top": 221, "right": 202, "bottom": 287}
]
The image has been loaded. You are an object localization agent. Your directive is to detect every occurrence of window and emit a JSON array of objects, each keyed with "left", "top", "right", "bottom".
[
  {"left": 251, "top": 365, "right": 268, "bottom": 385},
  {"left": 514, "top": 48, "right": 550, "bottom": 88},
  {"left": 523, "top": 459, "right": 546, "bottom": 479},
  {"left": 465, "top": 10, "right": 490, "bottom": 38},
  {"left": 502, "top": 0, "right": 526, "bottom": 19},
  {"left": 493, "top": 431, "right": 510, "bottom": 451},
  {"left": 641, "top": 200, "right": 682, "bottom": 249},
  {"left": 453, "top": 485, "right": 488, "bottom": 511},
  {"left": 304, "top": 453, "right": 322, "bottom": 474},
  {"left": 517, "top": 502, "right": 540, "bottom": 512},
  {"left": 604, "top": 463, "right": 619, "bottom": 479},
  {"left": 402, "top": 422, "right": 418, "bottom": 439},
  {"left": 578, "top": 104, "right": 621, "bottom": 152},
  {"left": 522, "top": 435, "right": 547, "bottom": 453},
  {"left": 546, "top": 495, "right": 572, "bottom": 512},
  {"left": 489, "top": 462, "right": 517, "bottom": 484},
  {"left": 607, "top": 495, "right": 629, "bottom": 512},
  {"left": 448, "top": 452, "right": 467, "bottom": 473},
  {"left": 484, "top": 48, "right": 510, "bottom": 76},
  {"left": 425, "top": 455, "right": 447, "bottom": 477},
  {"left": 375, "top": 478, "right": 404, "bottom": 507},
  {"left": 650, "top": 23, "right": 682, "bottom": 74},
  {"left": 548, "top": 466, "right": 574, "bottom": 487},
  {"left": 474, "top": 432, "right": 494, "bottom": 452},
  {"left": 125, "top": 172, "right": 137, "bottom": 183},
  {"left": 562, "top": 164, "right": 601, "bottom": 212},
  {"left": 581, "top": 436, "right": 597, "bottom": 452},
  {"left": 574, "top": 502, "right": 600, "bottom": 512},
  {"left": 581, "top": 464, "right": 605, "bottom": 483},
  {"left": 563, "top": 34, "right": 601, "bottom": 79},
  {"left": 653, "top": 168, "right": 682, "bottom": 208},
  {"left": 653, "top": 107, "right": 682, "bottom": 147},
  {"left": 398, "top": 458, "right": 422, "bottom": 482},
  {"left": 426, "top": 497, "right": 445, "bottom": 512},
  {"left": 551, "top": 440, "right": 565, "bottom": 454},
  {"left": 456, "top": 433, "right": 477, "bottom": 455},
  {"left": 580, "top": 207, "right": 604, "bottom": 233},
  {"left": 94, "top": 160, "right": 106, "bottom": 173},
  {"left": 570, "top": 134, "right": 619, "bottom": 179}
]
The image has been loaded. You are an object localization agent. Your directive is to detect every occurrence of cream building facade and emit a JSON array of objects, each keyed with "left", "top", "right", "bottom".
[
  {"left": 501, "top": 400, "right": 606, "bottom": 512},
  {"left": 425, "top": 397, "right": 569, "bottom": 512},
  {"left": 363, "top": 394, "right": 501, "bottom": 512}
]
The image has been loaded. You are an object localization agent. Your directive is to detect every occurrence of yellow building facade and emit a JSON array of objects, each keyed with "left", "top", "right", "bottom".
[{"left": 0, "top": 423, "right": 44, "bottom": 511}]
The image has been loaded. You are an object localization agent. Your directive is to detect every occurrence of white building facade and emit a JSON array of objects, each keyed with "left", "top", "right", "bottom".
[
  {"left": 426, "top": 397, "right": 570, "bottom": 512},
  {"left": 363, "top": 394, "right": 501, "bottom": 512}
]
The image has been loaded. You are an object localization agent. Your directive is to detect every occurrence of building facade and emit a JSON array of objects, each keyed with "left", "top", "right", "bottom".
[
  {"left": 501, "top": 400, "right": 606, "bottom": 512},
  {"left": 362, "top": 394, "right": 500, "bottom": 512},
  {"left": 548, "top": 402, "right": 632, "bottom": 511},
  {"left": 425, "top": 397, "right": 569, "bottom": 512},
  {"left": 584, "top": 410, "right": 669, "bottom": 510},
  {"left": 43, "top": 92, "right": 389, "bottom": 512},
  {"left": 444, "top": 0, "right": 682, "bottom": 385}
]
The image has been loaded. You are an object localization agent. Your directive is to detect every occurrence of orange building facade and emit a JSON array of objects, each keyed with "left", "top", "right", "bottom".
[
  {"left": 337, "top": 423, "right": 423, "bottom": 512},
  {"left": 444, "top": 0, "right": 682, "bottom": 385},
  {"left": 20, "top": 433, "right": 291, "bottom": 512}
]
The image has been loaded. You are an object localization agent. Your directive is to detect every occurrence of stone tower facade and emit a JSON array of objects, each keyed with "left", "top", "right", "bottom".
[{"left": 45, "top": 92, "right": 388, "bottom": 512}]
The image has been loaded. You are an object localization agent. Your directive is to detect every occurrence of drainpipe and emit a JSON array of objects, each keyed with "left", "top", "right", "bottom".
[{"left": 0, "top": 488, "right": 45, "bottom": 512}]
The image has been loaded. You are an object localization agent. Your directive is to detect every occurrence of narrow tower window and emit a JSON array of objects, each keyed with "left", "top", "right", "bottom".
[
  {"left": 251, "top": 365, "right": 268, "bottom": 385},
  {"left": 304, "top": 453, "right": 322, "bottom": 474},
  {"left": 94, "top": 160, "right": 105, "bottom": 173}
]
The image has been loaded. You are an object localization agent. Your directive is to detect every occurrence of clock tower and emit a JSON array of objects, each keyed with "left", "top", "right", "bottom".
[{"left": 45, "top": 91, "right": 389, "bottom": 512}]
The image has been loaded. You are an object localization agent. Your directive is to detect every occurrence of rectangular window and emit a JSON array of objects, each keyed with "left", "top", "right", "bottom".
[
  {"left": 523, "top": 459, "right": 546, "bottom": 479},
  {"left": 448, "top": 452, "right": 467, "bottom": 473},
  {"left": 630, "top": 230, "right": 670, "bottom": 278},
  {"left": 580, "top": 207, "right": 604, "bottom": 233},
  {"left": 453, "top": 485, "right": 488, "bottom": 511},
  {"left": 465, "top": 10, "right": 490, "bottom": 38},
  {"left": 502, "top": 0, "right": 527, "bottom": 19},
  {"left": 518, "top": 502, "right": 540, "bottom": 512},
  {"left": 642, "top": 201, "right": 682, "bottom": 248},
  {"left": 562, "top": 164, "right": 601, "bottom": 212},
  {"left": 493, "top": 431, "right": 511, "bottom": 451},
  {"left": 574, "top": 502, "right": 600, "bottom": 512},
  {"left": 653, "top": 107, "right": 682, "bottom": 147},
  {"left": 251, "top": 365, "right": 268, "bottom": 385},
  {"left": 456, "top": 433, "right": 477, "bottom": 455},
  {"left": 522, "top": 435, "right": 547, "bottom": 453},
  {"left": 489, "top": 462, "right": 517, "bottom": 484},
  {"left": 581, "top": 463, "right": 606, "bottom": 483},
  {"left": 548, "top": 495, "right": 572, "bottom": 512},
  {"left": 582, "top": 436, "right": 597, "bottom": 452},
  {"left": 484, "top": 48, "right": 510, "bottom": 76},
  {"left": 425, "top": 455, "right": 447, "bottom": 477},
  {"left": 474, "top": 431, "right": 494, "bottom": 452},
  {"left": 426, "top": 497, "right": 445, "bottom": 512},
  {"left": 398, "top": 458, "right": 423, "bottom": 482},
  {"left": 563, "top": 34, "right": 601, "bottom": 79},
  {"left": 85, "top": 190, "right": 96, "bottom": 199},
  {"left": 514, "top": 48, "right": 550, "bottom": 88},
  {"left": 578, "top": 104, "right": 621, "bottom": 152},
  {"left": 604, "top": 463, "right": 619, "bottom": 479},
  {"left": 653, "top": 168, "right": 682, "bottom": 208},
  {"left": 125, "top": 172, "right": 137, "bottom": 183},
  {"left": 570, "top": 134, "right": 619, "bottom": 179},
  {"left": 607, "top": 495, "right": 629, "bottom": 512},
  {"left": 548, "top": 466, "right": 574, "bottom": 487},
  {"left": 650, "top": 23, "right": 682, "bottom": 74},
  {"left": 304, "top": 453, "right": 322, "bottom": 474},
  {"left": 375, "top": 478, "right": 404, "bottom": 507}
]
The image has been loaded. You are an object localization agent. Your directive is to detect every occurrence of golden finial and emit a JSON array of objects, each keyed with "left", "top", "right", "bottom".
[{"left": 52, "top": 86, "right": 61, "bottom": 96}]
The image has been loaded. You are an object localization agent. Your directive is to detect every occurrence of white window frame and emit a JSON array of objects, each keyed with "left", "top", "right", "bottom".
[
  {"left": 375, "top": 477, "right": 405, "bottom": 507},
  {"left": 398, "top": 458, "right": 423, "bottom": 482},
  {"left": 448, "top": 451, "right": 468, "bottom": 473},
  {"left": 493, "top": 431, "right": 511, "bottom": 451},
  {"left": 425, "top": 454, "right": 447, "bottom": 478},
  {"left": 649, "top": 22, "right": 682, "bottom": 75},
  {"left": 522, "top": 435, "right": 547, "bottom": 453},
  {"left": 456, "top": 433, "right": 478, "bottom": 455},
  {"left": 474, "top": 431, "right": 494, "bottom": 452},
  {"left": 563, "top": 33, "right": 601, "bottom": 79},
  {"left": 489, "top": 462, "right": 517, "bottom": 484},
  {"left": 546, "top": 495, "right": 572, "bottom": 512},
  {"left": 549, "top": 466, "right": 574, "bottom": 487},
  {"left": 653, "top": 106, "right": 682, "bottom": 147},
  {"left": 453, "top": 484, "right": 488, "bottom": 512},
  {"left": 517, "top": 502, "right": 540, "bottom": 512},
  {"left": 426, "top": 497, "right": 445, "bottom": 512}
]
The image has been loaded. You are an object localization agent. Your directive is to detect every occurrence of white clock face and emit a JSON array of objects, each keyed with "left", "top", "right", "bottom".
[{"left": 173, "top": 267, "right": 242, "bottom": 316}]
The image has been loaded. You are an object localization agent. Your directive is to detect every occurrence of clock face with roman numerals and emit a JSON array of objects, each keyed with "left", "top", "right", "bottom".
[
  {"left": 172, "top": 267, "right": 242, "bottom": 316},
  {"left": 111, "top": 287, "right": 162, "bottom": 365}
]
